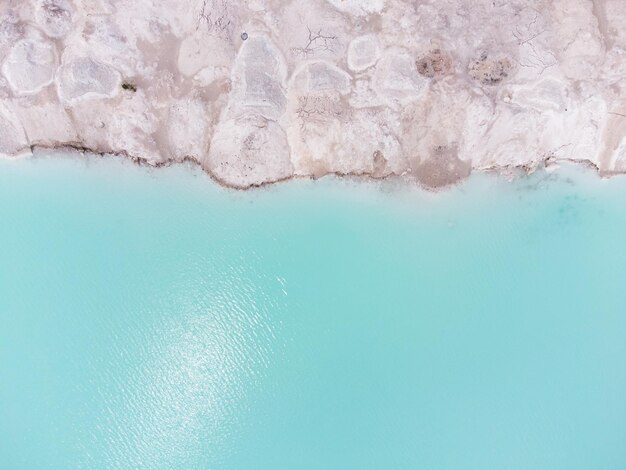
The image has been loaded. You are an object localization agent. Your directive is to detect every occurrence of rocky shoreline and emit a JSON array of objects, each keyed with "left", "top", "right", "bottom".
[
  {"left": 8, "top": 144, "right": 621, "bottom": 193},
  {"left": 1, "top": 0, "right": 624, "bottom": 189}
]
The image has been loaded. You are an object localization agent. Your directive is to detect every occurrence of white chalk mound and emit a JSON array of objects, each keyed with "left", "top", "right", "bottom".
[
  {"left": 208, "top": 116, "right": 293, "bottom": 188},
  {"left": 56, "top": 57, "right": 120, "bottom": 104},
  {"left": 0, "top": 105, "right": 29, "bottom": 157},
  {"left": 347, "top": 35, "right": 380, "bottom": 72},
  {"left": 34, "top": 0, "right": 75, "bottom": 38},
  {"left": 228, "top": 35, "right": 287, "bottom": 120},
  {"left": 2, "top": 39, "right": 57, "bottom": 95}
]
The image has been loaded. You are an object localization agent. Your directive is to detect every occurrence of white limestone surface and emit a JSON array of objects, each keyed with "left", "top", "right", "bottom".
[{"left": 0, "top": 0, "right": 624, "bottom": 188}]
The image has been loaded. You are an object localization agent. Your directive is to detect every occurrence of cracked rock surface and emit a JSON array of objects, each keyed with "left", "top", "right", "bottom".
[{"left": 0, "top": 0, "right": 625, "bottom": 188}]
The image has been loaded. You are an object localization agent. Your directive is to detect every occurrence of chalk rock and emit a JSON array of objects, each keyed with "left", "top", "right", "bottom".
[
  {"left": 372, "top": 51, "right": 427, "bottom": 107},
  {"left": 208, "top": 116, "right": 293, "bottom": 188},
  {"left": 347, "top": 35, "right": 381, "bottom": 72},
  {"left": 0, "top": 103, "right": 30, "bottom": 157},
  {"left": 56, "top": 57, "right": 120, "bottom": 104},
  {"left": 34, "top": 0, "right": 74, "bottom": 38},
  {"left": 226, "top": 35, "right": 287, "bottom": 120},
  {"left": 2, "top": 39, "right": 57, "bottom": 95}
]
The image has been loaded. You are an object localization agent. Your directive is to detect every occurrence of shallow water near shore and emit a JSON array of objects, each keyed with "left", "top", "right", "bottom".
[{"left": 1, "top": 154, "right": 626, "bottom": 469}]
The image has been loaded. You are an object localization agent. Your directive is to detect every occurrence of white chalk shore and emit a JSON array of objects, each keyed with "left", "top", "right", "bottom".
[{"left": 0, "top": 0, "right": 624, "bottom": 188}]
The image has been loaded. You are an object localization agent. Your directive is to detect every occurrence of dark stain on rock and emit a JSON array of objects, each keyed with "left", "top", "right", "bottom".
[
  {"left": 468, "top": 53, "right": 512, "bottom": 85},
  {"left": 413, "top": 145, "right": 471, "bottom": 188},
  {"left": 416, "top": 49, "right": 453, "bottom": 78},
  {"left": 372, "top": 149, "right": 388, "bottom": 177},
  {"left": 121, "top": 82, "right": 137, "bottom": 92}
]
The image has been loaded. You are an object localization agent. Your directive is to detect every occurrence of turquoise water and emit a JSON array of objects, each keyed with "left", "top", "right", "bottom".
[{"left": 1, "top": 155, "right": 626, "bottom": 469}]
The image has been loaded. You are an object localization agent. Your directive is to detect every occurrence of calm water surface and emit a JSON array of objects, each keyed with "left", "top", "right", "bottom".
[{"left": 1, "top": 155, "right": 625, "bottom": 469}]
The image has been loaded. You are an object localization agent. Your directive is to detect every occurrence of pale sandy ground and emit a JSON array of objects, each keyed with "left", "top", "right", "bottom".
[{"left": 0, "top": 0, "right": 624, "bottom": 188}]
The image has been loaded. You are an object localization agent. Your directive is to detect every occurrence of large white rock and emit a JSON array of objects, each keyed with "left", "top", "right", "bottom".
[
  {"left": 226, "top": 35, "right": 287, "bottom": 120},
  {"left": 0, "top": 104, "right": 30, "bottom": 157},
  {"left": 34, "top": 0, "right": 75, "bottom": 38},
  {"left": 347, "top": 35, "right": 380, "bottom": 72},
  {"left": 372, "top": 51, "right": 427, "bottom": 106},
  {"left": 2, "top": 39, "right": 57, "bottom": 95},
  {"left": 208, "top": 116, "right": 293, "bottom": 188},
  {"left": 56, "top": 57, "right": 120, "bottom": 104},
  {"left": 291, "top": 61, "right": 352, "bottom": 95}
]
